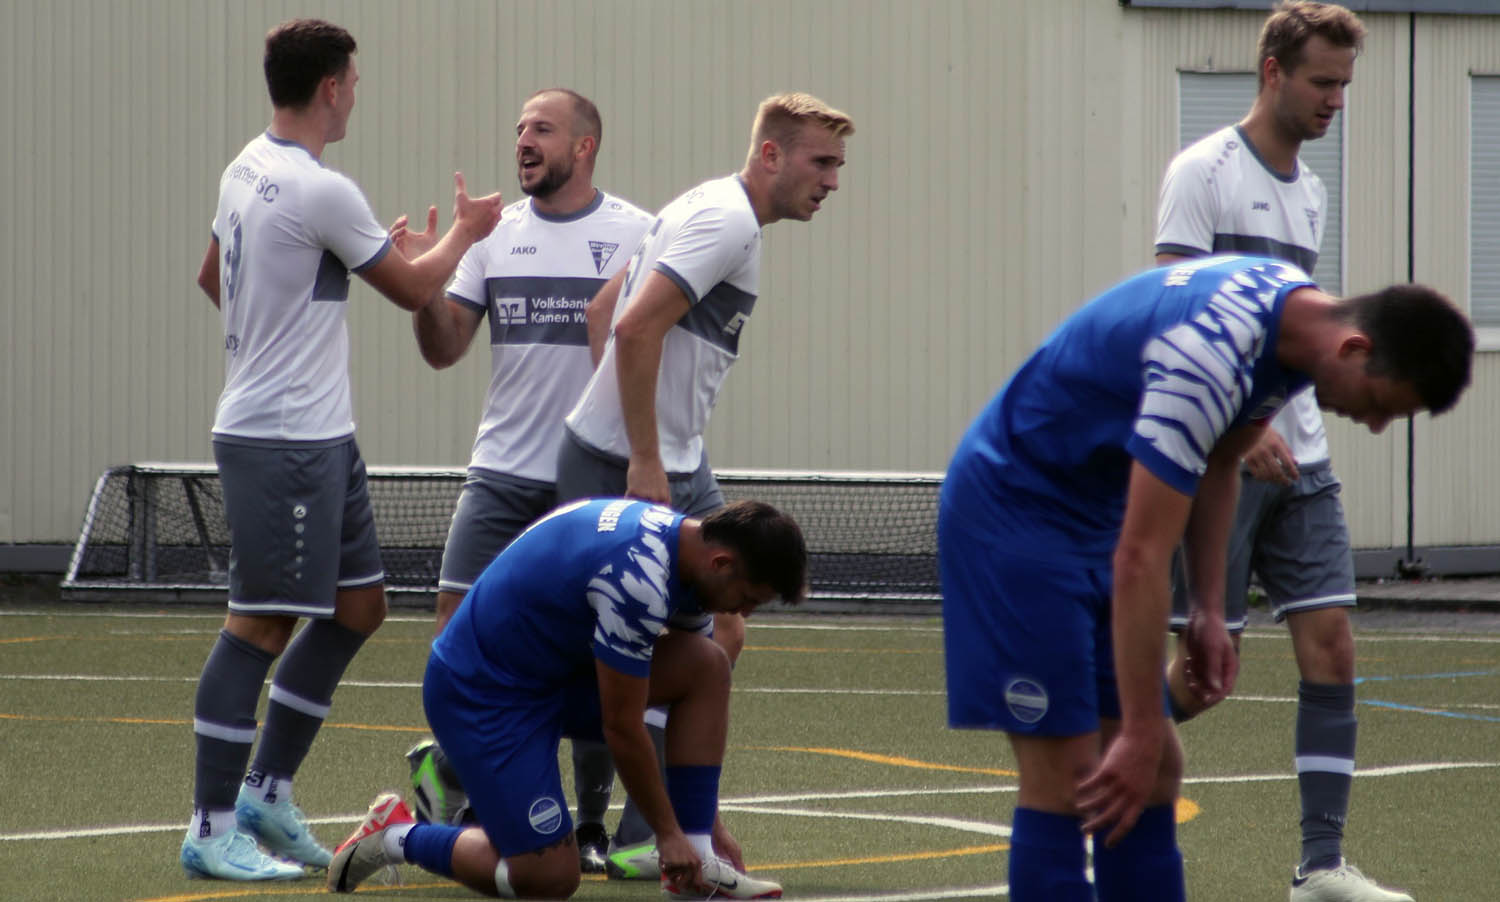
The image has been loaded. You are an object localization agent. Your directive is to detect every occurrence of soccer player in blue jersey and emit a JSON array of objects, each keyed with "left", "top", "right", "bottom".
[
  {"left": 183, "top": 18, "right": 501, "bottom": 882},
  {"left": 1155, "top": 6, "right": 1410, "bottom": 899},
  {"left": 939, "top": 256, "right": 1472, "bottom": 902},
  {"left": 328, "top": 498, "right": 805, "bottom": 900}
]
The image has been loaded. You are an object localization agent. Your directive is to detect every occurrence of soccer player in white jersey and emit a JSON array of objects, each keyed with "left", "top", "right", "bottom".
[
  {"left": 387, "top": 87, "right": 652, "bottom": 872},
  {"left": 555, "top": 91, "right": 852, "bottom": 874},
  {"left": 1155, "top": 5, "right": 1412, "bottom": 900},
  {"left": 940, "top": 257, "right": 1472, "bottom": 902},
  {"left": 182, "top": 18, "right": 501, "bottom": 882},
  {"left": 327, "top": 498, "right": 805, "bottom": 900}
]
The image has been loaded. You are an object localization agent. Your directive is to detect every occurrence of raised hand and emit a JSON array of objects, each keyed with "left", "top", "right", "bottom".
[
  {"left": 388, "top": 205, "right": 439, "bottom": 259},
  {"left": 451, "top": 171, "right": 503, "bottom": 243}
]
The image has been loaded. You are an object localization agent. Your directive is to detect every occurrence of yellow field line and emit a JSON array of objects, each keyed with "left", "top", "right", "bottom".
[
  {"left": 766, "top": 842, "right": 1008, "bottom": 869},
  {"left": 750, "top": 746, "right": 1020, "bottom": 778}
]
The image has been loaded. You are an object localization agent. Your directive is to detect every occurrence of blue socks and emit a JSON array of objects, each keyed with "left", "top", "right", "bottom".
[
  {"left": 400, "top": 823, "right": 462, "bottom": 877},
  {"left": 1009, "top": 805, "right": 1184, "bottom": 901},
  {"left": 1008, "top": 808, "right": 1091, "bottom": 901},
  {"left": 665, "top": 765, "right": 720, "bottom": 835},
  {"left": 1092, "top": 804, "right": 1184, "bottom": 902}
]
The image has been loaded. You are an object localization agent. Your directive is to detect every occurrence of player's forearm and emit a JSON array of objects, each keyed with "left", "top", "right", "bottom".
[
  {"left": 603, "top": 719, "right": 683, "bottom": 841},
  {"left": 1111, "top": 546, "right": 1172, "bottom": 729},
  {"left": 1181, "top": 458, "right": 1240, "bottom": 619},
  {"left": 412, "top": 299, "right": 465, "bottom": 369},
  {"left": 614, "top": 328, "right": 664, "bottom": 461},
  {"left": 587, "top": 272, "right": 625, "bottom": 367},
  {"left": 393, "top": 228, "right": 480, "bottom": 312}
]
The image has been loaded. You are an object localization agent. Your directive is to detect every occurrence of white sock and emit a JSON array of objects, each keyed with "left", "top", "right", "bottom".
[
  {"left": 189, "top": 807, "right": 237, "bottom": 840},
  {"left": 380, "top": 822, "right": 415, "bottom": 860},
  {"left": 494, "top": 859, "right": 517, "bottom": 898},
  {"left": 243, "top": 771, "right": 291, "bottom": 805},
  {"left": 688, "top": 832, "right": 714, "bottom": 861}
]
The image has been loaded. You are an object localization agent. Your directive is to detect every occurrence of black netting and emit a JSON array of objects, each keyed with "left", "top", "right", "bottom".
[{"left": 63, "top": 466, "right": 941, "bottom": 604}]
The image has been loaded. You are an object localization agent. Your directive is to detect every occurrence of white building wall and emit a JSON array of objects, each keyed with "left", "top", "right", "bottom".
[{"left": 2, "top": 1, "right": 1495, "bottom": 554}]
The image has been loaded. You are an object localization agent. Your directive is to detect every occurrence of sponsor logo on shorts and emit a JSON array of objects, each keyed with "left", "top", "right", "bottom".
[
  {"left": 528, "top": 796, "right": 564, "bottom": 835},
  {"left": 1004, "top": 677, "right": 1049, "bottom": 724}
]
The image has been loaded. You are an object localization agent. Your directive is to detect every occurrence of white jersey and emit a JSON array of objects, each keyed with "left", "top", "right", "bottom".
[
  {"left": 565, "top": 175, "right": 762, "bottom": 473},
  {"left": 1155, "top": 124, "right": 1330, "bottom": 465},
  {"left": 210, "top": 132, "right": 390, "bottom": 441},
  {"left": 446, "top": 191, "right": 652, "bottom": 482}
]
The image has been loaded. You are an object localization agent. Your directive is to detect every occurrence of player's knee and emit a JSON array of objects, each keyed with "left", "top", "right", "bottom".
[
  {"left": 335, "top": 584, "right": 388, "bottom": 636},
  {"left": 509, "top": 866, "right": 580, "bottom": 900},
  {"left": 712, "top": 611, "right": 746, "bottom": 663}
]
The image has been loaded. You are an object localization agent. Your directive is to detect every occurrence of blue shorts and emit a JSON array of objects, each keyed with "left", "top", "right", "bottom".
[
  {"left": 422, "top": 654, "right": 604, "bottom": 857},
  {"left": 940, "top": 510, "right": 1165, "bottom": 736}
]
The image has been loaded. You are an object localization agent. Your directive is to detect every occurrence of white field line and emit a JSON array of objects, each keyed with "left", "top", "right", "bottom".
[{"left": 6, "top": 763, "right": 1495, "bottom": 843}]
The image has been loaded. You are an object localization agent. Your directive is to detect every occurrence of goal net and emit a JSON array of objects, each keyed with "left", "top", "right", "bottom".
[{"left": 61, "top": 463, "right": 942, "bottom": 610}]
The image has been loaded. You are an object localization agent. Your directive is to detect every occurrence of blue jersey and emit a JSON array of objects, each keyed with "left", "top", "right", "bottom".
[
  {"left": 944, "top": 256, "right": 1315, "bottom": 564},
  {"left": 431, "top": 498, "right": 708, "bottom": 690}
]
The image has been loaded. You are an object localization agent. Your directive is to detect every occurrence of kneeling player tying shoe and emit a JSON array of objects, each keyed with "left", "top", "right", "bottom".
[{"left": 328, "top": 498, "right": 802, "bottom": 899}]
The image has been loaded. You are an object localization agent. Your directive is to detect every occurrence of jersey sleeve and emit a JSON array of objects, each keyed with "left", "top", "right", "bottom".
[
  {"left": 585, "top": 530, "right": 675, "bottom": 678},
  {"left": 1155, "top": 152, "right": 1217, "bottom": 259},
  {"left": 1125, "top": 319, "right": 1257, "bottom": 495},
  {"left": 653, "top": 205, "right": 758, "bottom": 305},
  {"left": 444, "top": 237, "right": 490, "bottom": 312},
  {"left": 304, "top": 172, "right": 393, "bottom": 272}
]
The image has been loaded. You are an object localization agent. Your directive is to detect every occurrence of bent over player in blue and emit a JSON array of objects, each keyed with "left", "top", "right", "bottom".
[
  {"left": 328, "top": 498, "right": 805, "bottom": 900},
  {"left": 939, "top": 256, "right": 1473, "bottom": 902}
]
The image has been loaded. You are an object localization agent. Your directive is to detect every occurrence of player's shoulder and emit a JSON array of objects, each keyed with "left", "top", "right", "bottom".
[
  {"left": 1166, "top": 125, "right": 1242, "bottom": 174},
  {"left": 595, "top": 190, "right": 653, "bottom": 224},
  {"left": 672, "top": 176, "right": 759, "bottom": 238}
]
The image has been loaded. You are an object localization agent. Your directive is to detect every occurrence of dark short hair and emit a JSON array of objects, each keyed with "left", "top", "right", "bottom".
[
  {"left": 1337, "top": 284, "right": 1474, "bottom": 415},
  {"left": 527, "top": 88, "right": 603, "bottom": 148},
  {"left": 1257, "top": 1, "right": 1365, "bottom": 87},
  {"left": 264, "top": 18, "right": 357, "bottom": 109},
  {"left": 700, "top": 501, "right": 808, "bottom": 605}
]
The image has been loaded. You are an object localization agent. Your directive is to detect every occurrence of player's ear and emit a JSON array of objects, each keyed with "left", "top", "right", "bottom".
[
  {"left": 575, "top": 134, "right": 597, "bottom": 161},
  {"left": 758, "top": 139, "right": 782, "bottom": 172},
  {"left": 1337, "top": 332, "right": 1372, "bottom": 359}
]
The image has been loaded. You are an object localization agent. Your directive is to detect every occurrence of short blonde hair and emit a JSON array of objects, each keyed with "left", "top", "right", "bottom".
[
  {"left": 1257, "top": 1, "right": 1365, "bottom": 87},
  {"left": 748, "top": 92, "right": 855, "bottom": 158}
]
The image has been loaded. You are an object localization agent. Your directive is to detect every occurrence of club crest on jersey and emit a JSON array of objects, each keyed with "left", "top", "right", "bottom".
[
  {"left": 1305, "top": 207, "right": 1319, "bottom": 237},
  {"left": 589, "top": 240, "right": 620, "bottom": 275}
]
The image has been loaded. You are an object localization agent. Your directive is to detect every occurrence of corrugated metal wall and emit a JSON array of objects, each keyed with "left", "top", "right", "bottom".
[{"left": 3, "top": 1, "right": 1496, "bottom": 553}]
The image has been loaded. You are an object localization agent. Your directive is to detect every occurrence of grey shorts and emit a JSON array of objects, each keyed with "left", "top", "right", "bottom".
[
  {"left": 555, "top": 430, "right": 724, "bottom": 517},
  {"left": 213, "top": 436, "right": 384, "bottom": 618},
  {"left": 438, "top": 468, "right": 557, "bottom": 595},
  {"left": 1171, "top": 461, "right": 1355, "bottom": 632}
]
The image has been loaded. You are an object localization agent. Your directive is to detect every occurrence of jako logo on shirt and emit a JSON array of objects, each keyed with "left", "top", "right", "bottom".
[
  {"left": 511, "top": 246, "right": 537, "bottom": 255},
  {"left": 528, "top": 796, "right": 564, "bottom": 835},
  {"left": 1004, "top": 677, "right": 1049, "bottom": 724}
]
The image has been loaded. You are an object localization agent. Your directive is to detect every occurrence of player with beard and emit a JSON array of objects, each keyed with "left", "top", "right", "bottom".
[{"left": 390, "top": 87, "right": 652, "bottom": 873}]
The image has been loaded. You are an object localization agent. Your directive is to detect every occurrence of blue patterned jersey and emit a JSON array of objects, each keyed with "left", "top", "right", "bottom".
[
  {"left": 944, "top": 255, "right": 1315, "bottom": 564},
  {"left": 431, "top": 498, "right": 708, "bottom": 689}
]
